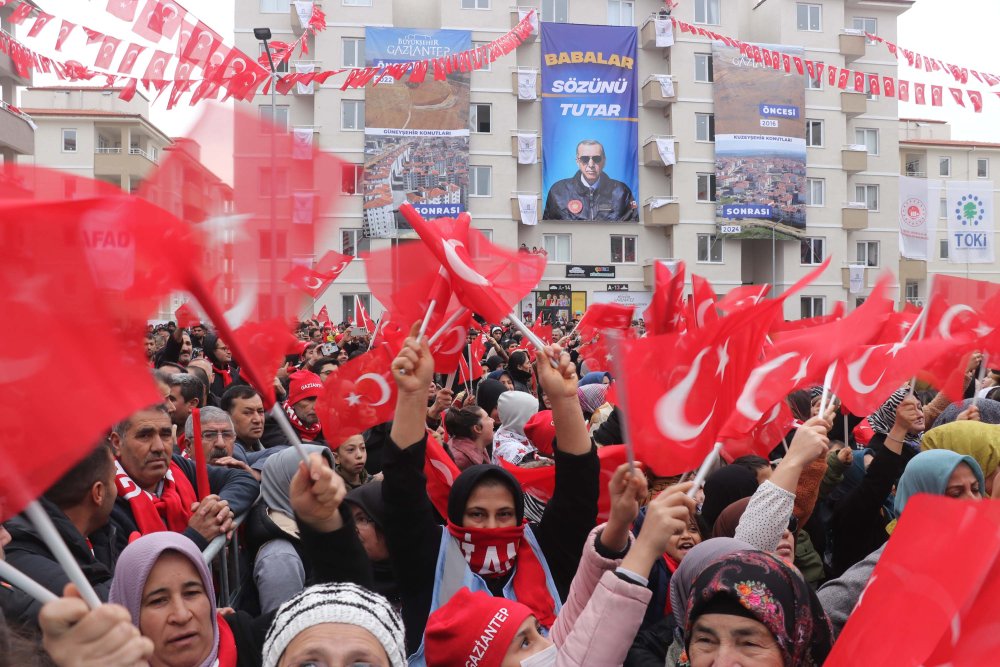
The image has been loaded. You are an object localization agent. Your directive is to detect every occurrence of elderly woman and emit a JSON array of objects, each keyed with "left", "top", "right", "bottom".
[{"left": 921, "top": 420, "right": 1000, "bottom": 495}]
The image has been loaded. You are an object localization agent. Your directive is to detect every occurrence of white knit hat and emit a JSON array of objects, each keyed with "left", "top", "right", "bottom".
[{"left": 262, "top": 583, "right": 407, "bottom": 667}]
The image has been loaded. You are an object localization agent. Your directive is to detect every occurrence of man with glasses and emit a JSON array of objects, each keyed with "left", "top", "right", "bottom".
[
  {"left": 543, "top": 139, "right": 638, "bottom": 221},
  {"left": 184, "top": 406, "right": 261, "bottom": 480}
]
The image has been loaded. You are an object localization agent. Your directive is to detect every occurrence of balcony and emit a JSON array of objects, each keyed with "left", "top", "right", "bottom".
[
  {"left": 511, "top": 132, "right": 540, "bottom": 163},
  {"left": 642, "top": 135, "right": 677, "bottom": 167},
  {"left": 0, "top": 102, "right": 34, "bottom": 156},
  {"left": 511, "top": 7, "right": 539, "bottom": 42},
  {"left": 511, "top": 68, "right": 541, "bottom": 100},
  {"left": 639, "top": 14, "right": 673, "bottom": 50},
  {"left": 510, "top": 193, "right": 541, "bottom": 221},
  {"left": 642, "top": 197, "right": 679, "bottom": 227},
  {"left": 290, "top": 1, "right": 321, "bottom": 34},
  {"left": 641, "top": 75, "right": 676, "bottom": 106},
  {"left": 842, "top": 145, "right": 868, "bottom": 173},
  {"left": 841, "top": 91, "right": 867, "bottom": 116},
  {"left": 842, "top": 202, "right": 869, "bottom": 230},
  {"left": 841, "top": 265, "right": 869, "bottom": 291},
  {"left": 839, "top": 30, "right": 866, "bottom": 62}
]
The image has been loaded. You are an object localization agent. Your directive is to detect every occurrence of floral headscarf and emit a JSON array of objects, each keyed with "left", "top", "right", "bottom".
[{"left": 685, "top": 551, "right": 833, "bottom": 666}]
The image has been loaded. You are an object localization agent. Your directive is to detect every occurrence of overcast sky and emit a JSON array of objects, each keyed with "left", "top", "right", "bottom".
[{"left": 27, "top": 1, "right": 1000, "bottom": 142}]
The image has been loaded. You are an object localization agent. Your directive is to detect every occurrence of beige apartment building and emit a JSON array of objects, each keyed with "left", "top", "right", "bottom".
[
  {"left": 233, "top": 0, "right": 999, "bottom": 323},
  {"left": 0, "top": 3, "right": 34, "bottom": 163}
]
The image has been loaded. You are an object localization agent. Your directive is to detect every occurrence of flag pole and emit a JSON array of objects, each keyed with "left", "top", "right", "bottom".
[
  {"left": 191, "top": 407, "right": 210, "bottom": 500},
  {"left": 817, "top": 360, "right": 838, "bottom": 417},
  {"left": 269, "top": 404, "right": 315, "bottom": 468},
  {"left": 507, "top": 312, "right": 559, "bottom": 367},
  {"left": 368, "top": 312, "right": 384, "bottom": 351},
  {"left": 24, "top": 502, "right": 102, "bottom": 608},
  {"left": 606, "top": 330, "right": 636, "bottom": 472},
  {"left": 686, "top": 442, "right": 723, "bottom": 499},
  {"left": 427, "top": 306, "right": 470, "bottom": 346},
  {"left": 0, "top": 561, "right": 58, "bottom": 605}
]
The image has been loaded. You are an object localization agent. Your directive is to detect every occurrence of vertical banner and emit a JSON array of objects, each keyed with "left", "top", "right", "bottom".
[
  {"left": 362, "top": 28, "right": 471, "bottom": 238},
  {"left": 947, "top": 180, "right": 994, "bottom": 263},
  {"left": 541, "top": 24, "right": 638, "bottom": 221},
  {"left": 713, "top": 43, "right": 806, "bottom": 229},
  {"left": 898, "top": 175, "right": 938, "bottom": 260}
]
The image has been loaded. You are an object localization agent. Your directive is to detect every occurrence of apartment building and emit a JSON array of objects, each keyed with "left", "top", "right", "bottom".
[
  {"left": 20, "top": 87, "right": 172, "bottom": 193},
  {"left": 235, "top": 0, "right": 921, "bottom": 323},
  {"left": 0, "top": 3, "right": 34, "bottom": 163}
]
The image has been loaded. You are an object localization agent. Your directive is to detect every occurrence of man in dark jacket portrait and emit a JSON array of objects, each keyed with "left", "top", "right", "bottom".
[{"left": 543, "top": 139, "right": 638, "bottom": 221}]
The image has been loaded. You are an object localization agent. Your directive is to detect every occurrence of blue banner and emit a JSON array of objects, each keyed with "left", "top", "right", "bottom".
[{"left": 541, "top": 23, "right": 638, "bottom": 222}]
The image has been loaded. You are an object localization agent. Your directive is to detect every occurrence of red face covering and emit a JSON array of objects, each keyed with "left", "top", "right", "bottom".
[{"left": 447, "top": 522, "right": 523, "bottom": 578}]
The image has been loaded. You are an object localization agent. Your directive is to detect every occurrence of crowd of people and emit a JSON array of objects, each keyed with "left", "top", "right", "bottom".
[{"left": 2, "top": 314, "right": 999, "bottom": 667}]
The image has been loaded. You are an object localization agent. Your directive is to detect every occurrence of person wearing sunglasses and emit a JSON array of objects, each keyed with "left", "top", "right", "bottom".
[{"left": 542, "top": 139, "right": 638, "bottom": 221}]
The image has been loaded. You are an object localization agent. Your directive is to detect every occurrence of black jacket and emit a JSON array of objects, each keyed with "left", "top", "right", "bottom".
[
  {"left": 4, "top": 498, "right": 119, "bottom": 607},
  {"left": 543, "top": 171, "right": 638, "bottom": 221},
  {"left": 382, "top": 433, "right": 599, "bottom": 653},
  {"left": 108, "top": 454, "right": 259, "bottom": 553}
]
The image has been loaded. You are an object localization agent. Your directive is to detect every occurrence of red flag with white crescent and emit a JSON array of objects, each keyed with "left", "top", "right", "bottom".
[{"left": 316, "top": 344, "right": 398, "bottom": 446}]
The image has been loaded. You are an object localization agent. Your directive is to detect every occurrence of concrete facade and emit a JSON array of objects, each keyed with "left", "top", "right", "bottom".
[{"left": 0, "top": 5, "right": 34, "bottom": 162}]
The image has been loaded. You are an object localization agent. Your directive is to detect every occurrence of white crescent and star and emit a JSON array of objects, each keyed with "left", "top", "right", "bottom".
[
  {"left": 355, "top": 373, "right": 391, "bottom": 407},
  {"left": 736, "top": 352, "right": 798, "bottom": 423},
  {"left": 938, "top": 304, "right": 974, "bottom": 339},
  {"left": 434, "top": 324, "right": 466, "bottom": 355},
  {"left": 846, "top": 347, "right": 887, "bottom": 395},
  {"left": 654, "top": 348, "right": 716, "bottom": 442},
  {"left": 442, "top": 239, "right": 489, "bottom": 286}
]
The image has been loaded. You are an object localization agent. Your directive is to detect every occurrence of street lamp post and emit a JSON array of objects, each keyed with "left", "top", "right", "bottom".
[{"left": 255, "top": 27, "right": 279, "bottom": 319}]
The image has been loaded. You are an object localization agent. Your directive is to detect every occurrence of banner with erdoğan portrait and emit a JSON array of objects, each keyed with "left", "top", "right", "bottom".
[
  {"left": 713, "top": 42, "right": 807, "bottom": 230},
  {"left": 541, "top": 23, "right": 638, "bottom": 222},
  {"left": 898, "top": 175, "right": 939, "bottom": 260},
  {"left": 362, "top": 28, "right": 471, "bottom": 238}
]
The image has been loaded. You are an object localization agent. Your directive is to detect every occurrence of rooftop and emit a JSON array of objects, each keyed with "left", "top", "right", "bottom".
[{"left": 899, "top": 137, "right": 1000, "bottom": 149}]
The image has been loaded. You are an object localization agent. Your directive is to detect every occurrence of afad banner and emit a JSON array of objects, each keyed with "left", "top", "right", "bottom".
[
  {"left": 541, "top": 23, "right": 638, "bottom": 222},
  {"left": 713, "top": 42, "right": 806, "bottom": 231},
  {"left": 362, "top": 28, "right": 471, "bottom": 237}
]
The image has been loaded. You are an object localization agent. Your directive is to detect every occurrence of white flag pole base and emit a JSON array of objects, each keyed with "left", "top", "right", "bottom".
[
  {"left": 817, "top": 361, "right": 838, "bottom": 417},
  {"left": 368, "top": 313, "right": 384, "bottom": 351},
  {"left": 24, "top": 501, "right": 102, "bottom": 609},
  {"left": 427, "top": 307, "right": 469, "bottom": 347},
  {"left": 0, "top": 560, "right": 58, "bottom": 605},
  {"left": 975, "top": 353, "right": 990, "bottom": 410},
  {"left": 269, "top": 403, "right": 315, "bottom": 468},
  {"left": 444, "top": 371, "right": 457, "bottom": 393},
  {"left": 687, "top": 442, "right": 723, "bottom": 499},
  {"left": 417, "top": 299, "right": 437, "bottom": 340},
  {"left": 507, "top": 313, "right": 559, "bottom": 368}
]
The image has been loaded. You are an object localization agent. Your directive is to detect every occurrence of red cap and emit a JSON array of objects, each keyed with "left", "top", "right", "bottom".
[
  {"left": 524, "top": 410, "right": 556, "bottom": 457},
  {"left": 425, "top": 588, "right": 532, "bottom": 667},
  {"left": 287, "top": 371, "right": 323, "bottom": 405}
]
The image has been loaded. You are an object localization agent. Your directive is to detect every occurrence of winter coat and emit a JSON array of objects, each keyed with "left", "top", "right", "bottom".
[{"left": 543, "top": 171, "right": 638, "bottom": 221}]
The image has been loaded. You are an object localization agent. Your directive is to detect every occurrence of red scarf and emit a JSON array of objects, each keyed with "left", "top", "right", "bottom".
[
  {"left": 114, "top": 459, "right": 198, "bottom": 540},
  {"left": 213, "top": 364, "right": 233, "bottom": 388},
  {"left": 446, "top": 520, "right": 557, "bottom": 628},
  {"left": 217, "top": 613, "right": 238, "bottom": 667},
  {"left": 283, "top": 401, "right": 322, "bottom": 439},
  {"left": 663, "top": 553, "right": 680, "bottom": 616}
]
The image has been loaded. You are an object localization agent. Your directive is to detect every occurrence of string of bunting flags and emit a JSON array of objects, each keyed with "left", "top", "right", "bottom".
[
  {"left": 670, "top": 17, "right": 992, "bottom": 113},
  {"left": 1, "top": 0, "right": 537, "bottom": 109}
]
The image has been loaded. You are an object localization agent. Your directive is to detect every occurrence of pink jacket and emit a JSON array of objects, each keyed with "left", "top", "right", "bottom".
[{"left": 550, "top": 524, "right": 652, "bottom": 666}]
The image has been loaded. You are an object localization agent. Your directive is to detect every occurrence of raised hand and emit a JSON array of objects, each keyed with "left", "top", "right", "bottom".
[
  {"left": 601, "top": 462, "right": 648, "bottom": 552},
  {"left": 289, "top": 452, "right": 347, "bottom": 533}
]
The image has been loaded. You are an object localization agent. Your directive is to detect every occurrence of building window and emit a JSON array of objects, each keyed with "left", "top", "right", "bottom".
[
  {"left": 341, "top": 229, "right": 370, "bottom": 257},
  {"left": 862, "top": 75, "right": 878, "bottom": 100},
  {"left": 940, "top": 197, "right": 948, "bottom": 218},
  {"left": 853, "top": 17, "right": 877, "bottom": 43},
  {"left": 696, "top": 173, "right": 717, "bottom": 202},
  {"left": 259, "top": 230, "right": 288, "bottom": 259},
  {"left": 805, "top": 178, "right": 825, "bottom": 206},
  {"left": 940, "top": 238, "right": 949, "bottom": 259},
  {"left": 343, "top": 0, "right": 372, "bottom": 6},
  {"left": 694, "top": 0, "right": 720, "bottom": 25},
  {"left": 695, "top": 113, "right": 715, "bottom": 142},
  {"left": 343, "top": 38, "right": 364, "bottom": 68},
  {"left": 342, "top": 294, "right": 372, "bottom": 323},
  {"left": 61, "top": 128, "right": 77, "bottom": 152},
  {"left": 259, "top": 105, "right": 290, "bottom": 132},
  {"left": 800, "top": 237, "right": 825, "bottom": 265},
  {"left": 341, "top": 164, "right": 363, "bottom": 195},
  {"left": 470, "top": 165, "right": 491, "bottom": 197},
  {"left": 694, "top": 53, "right": 714, "bottom": 82},
  {"left": 856, "top": 240, "right": 880, "bottom": 267},
  {"left": 260, "top": 0, "right": 290, "bottom": 12},
  {"left": 470, "top": 103, "right": 491, "bottom": 133},
  {"left": 855, "top": 127, "right": 879, "bottom": 155},
  {"left": 939, "top": 157, "right": 951, "bottom": 177},
  {"left": 341, "top": 100, "right": 364, "bottom": 131},
  {"left": 855, "top": 184, "right": 879, "bottom": 211},
  {"left": 806, "top": 62, "right": 823, "bottom": 89},
  {"left": 607, "top": 0, "right": 633, "bottom": 26},
  {"left": 610, "top": 235, "right": 637, "bottom": 263},
  {"left": 259, "top": 43, "right": 288, "bottom": 73},
  {"left": 259, "top": 167, "right": 289, "bottom": 197},
  {"left": 977, "top": 158, "right": 989, "bottom": 178},
  {"left": 805, "top": 119, "right": 824, "bottom": 147},
  {"left": 543, "top": 233, "right": 572, "bottom": 263},
  {"left": 697, "top": 234, "right": 723, "bottom": 263},
  {"left": 473, "top": 42, "right": 492, "bottom": 71},
  {"left": 542, "top": 0, "right": 569, "bottom": 23},
  {"left": 905, "top": 281, "right": 919, "bottom": 302},
  {"left": 801, "top": 296, "right": 825, "bottom": 318},
  {"left": 461, "top": 0, "right": 489, "bottom": 7},
  {"left": 796, "top": 3, "right": 821, "bottom": 31}
]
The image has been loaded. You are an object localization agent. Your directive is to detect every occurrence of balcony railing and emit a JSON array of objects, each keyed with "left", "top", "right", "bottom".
[
  {"left": 96, "top": 147, "right": 122, "bottom": 154},
  {"left": 129, "top": 146, "right": 156, "bottom": 162}
]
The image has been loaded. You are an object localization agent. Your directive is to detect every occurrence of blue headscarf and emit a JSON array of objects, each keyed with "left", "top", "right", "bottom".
[
  {"left": 578, "top": 371, "right": 611, "bottom": 386},
  {"left": 894, "top": 449, "right": 985, "bottom": 514}
]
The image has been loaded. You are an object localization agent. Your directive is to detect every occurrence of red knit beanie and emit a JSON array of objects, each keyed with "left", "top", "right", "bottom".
[
  {"left": 524, "top": 410, "right": 556, "bottom": 457},
  {"left": 424, "top": 588, "right": 532, "bottom": 667},
  {"left": 287, "top": 370, "right": 323, "bottom": 405}
]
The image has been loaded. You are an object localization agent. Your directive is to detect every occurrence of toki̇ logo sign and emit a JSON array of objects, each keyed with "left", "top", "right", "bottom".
[{"left": 954, "top": 193, "right": 985, "bottom": 227}]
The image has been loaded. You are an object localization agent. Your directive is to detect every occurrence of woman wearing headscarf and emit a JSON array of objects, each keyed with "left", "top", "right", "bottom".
[
  {"left": 343, "top": 480, "right": 399, "bottom": 607},
  {"left": 931, "top": 397, "right": 1000, "bottom": 427},
  {"left": 506, "top": 350, "right": 535, "bottom": 394},
  {"left": 108, "top": 453, "right": 372, "bottom": 667},
  {"left": 383, "top": 332, "right": 599, "bottom": 664},
  {"left": 202, "top": 332, "right": 242, "bottom": 398},
  {"left": 922, "top": 420, "right": 1000, "bottom": 495},
  {"left": 682, "top": 551, "right": 833, "bottom": 667},
  {"left": 492, "top": 390, "right": 542, "bottom": 466},
  {"left": 817, "top": 448, "right": 984, "bottom": 636},
  {"left": 578, "top": 371, "right": 611, "bottom": 387},
  {"left": 697, "top": 466, "right": 758, "bottom": 533},
  {"left": 865, "top": 387, "right": 925, "bottom": 461}
]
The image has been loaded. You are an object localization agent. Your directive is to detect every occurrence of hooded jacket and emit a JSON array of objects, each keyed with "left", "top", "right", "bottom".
[
  {"left": 543, "top": 171, "right": 639, "bottom": 221},
  {"left": 492, "top": 391, "right": 541, "bottom": 465}
]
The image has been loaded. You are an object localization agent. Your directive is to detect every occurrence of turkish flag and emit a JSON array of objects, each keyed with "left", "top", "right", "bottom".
[
  {"left": 354, "top": 296, "right": 376, "bottom": 334},
  {"left": 118, "top": 43, "right": 146, "bottom": 75},
  {"left": 95, "top": 36, "right": 122, "bottom": 69},
  {"left": 430, "top": 310, "right": 474, "bottom": 375},
  {"left": 55, "top": 20, "right": 76, "bottom": 51},
  {"left": 793, "top": 56, "right": 804, "bottom": 75},
  {"left": 106, "top": 0, "right": 140, "bottom": 21},
  {"left": 687, "top": 274, "right": 718, "bottom": 330},
  {"left": 721, "top": 401, "right": 794, "bottom": 462},
  {"left": 930, "top": 85, "right": 943, "bottom": 106},
  {"left": 717, "top": 284, "right": 770, "bottom": 314},
  {"left": 968, "top": 90, "right": 983, "bottom": 113},
  {"left": 317, "top": 305, "right": 331, "bottom": 327},
  {"left": 457, "top": 338, "right": 486, "bottom": 385},
  {"left": 425, "top": 432, "right": 461, "bottom": 518},
  {"left": 762, "top": 49, "right": 773, "bottom": 69},
  {"left": 867, "top": 73, "right": 880, "bottom": 96},
  {"left": 284, "top": 265, "right": 335, "bottom": 298},
  {"left": 853, "top": 70, "right": 866, "bottom": 92},
  {"left": 646, "top": 260, "right": 685, "bottom": 336},
  {"left": 771, "top": 301, "right": 845, "bottom": 336},
  {"left": 825, "top": 496, "right": 1000, "bottom": 667},
  {"left": 142, "top": 49, "right": 172, "bottom": 82},
  {"left": 133, "top": 0, "right": 186, "bottom": 42},
  {"left": 316, "top": 344, "right": 398, "bottom": 446},
  {"left": 924, "top": 274, "right": 1000, "bottom": 346},
  {"left": 781, "top": 53, "right": 790, "bottom": 73},
  {"left": 183, "top": 21, "right": 222, "bottom": 68},
  {"left": 898, "top": 79, "right": 910, "bottom": 102},
  {"left": 174, "top": 301, "right": 201, "bottom": 329},
  {"left": 882, "top": 75, "right": 895, "bottom": 97},
  {"left": 27, "top": 12, "right": 54, "bottom": 37},
  {"left": 872, "top": 305, "right": 919, "bottom": 344},
  {"left": 576, "top": 303, "right": 636, "bottom": 372},
  {"left": 914, "top": 82, "right": 926, "bottom": 104},
  {"left": 835, "top": 68, "right": 849, "bottom": 89},
  {"left": 949, "top": 87, "right": 965, "bottom": 107},
  {"left": 370, "top": 311, "right": 407, "bottom": 353},
  {"left": 8, "top": 3, "right": 32, "bottom": 24},
  {"left": 530, "top": 320, "right": 553, "bottom": 346},
  {"left": 828, "top": 64, "right": 838, "bottom": 87}
]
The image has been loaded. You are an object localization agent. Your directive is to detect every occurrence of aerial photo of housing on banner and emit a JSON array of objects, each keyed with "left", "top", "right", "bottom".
[
  {"left": 713, "top": 41, "right": 807, "bottom": 232},
  {"left": 362, "top": 28, "right": 471, "bottom": 238}
]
